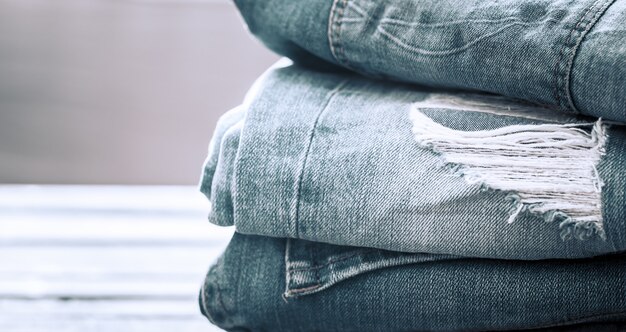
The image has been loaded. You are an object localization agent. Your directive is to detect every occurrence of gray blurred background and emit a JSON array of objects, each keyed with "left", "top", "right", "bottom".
[{"left": 0, "top": 0, "right": 279, "bottom": 184}]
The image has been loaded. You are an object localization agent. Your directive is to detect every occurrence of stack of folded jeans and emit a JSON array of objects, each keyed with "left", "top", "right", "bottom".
[{"left": 198, "top": 0, "right": 626, "bottom": 331}]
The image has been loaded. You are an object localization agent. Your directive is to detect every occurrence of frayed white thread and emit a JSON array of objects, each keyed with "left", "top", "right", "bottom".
[
  {"left": 410, "top": 101, "right": 607, "bottom": 241},
  {"left": 413, "top": 93, "right": 579, "bottom": 122}
]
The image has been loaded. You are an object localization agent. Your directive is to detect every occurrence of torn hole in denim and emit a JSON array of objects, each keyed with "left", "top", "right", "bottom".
[{"left": 410, "top": 95, "right": 607, "bottom": 241}]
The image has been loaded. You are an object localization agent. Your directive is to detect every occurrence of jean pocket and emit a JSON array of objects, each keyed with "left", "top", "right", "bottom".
[{"left": 284, "top": 238, "right": 459, "bottom": 298}]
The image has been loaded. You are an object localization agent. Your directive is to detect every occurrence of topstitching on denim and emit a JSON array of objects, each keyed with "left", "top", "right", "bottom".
[
  {"left": 291, "top": 80, "right": 348, "bottom": 238},
  {"left": 287, "top": 250, "right": 376, "bottom": 273},
  {"left": 284, "top": 237, "right": 462, "bottom": 298},
  {"left": 554, "top": 0, "right": 617, "bottom": 114},
  {"left": 375, "top": 10, "right": 559, "bottom": 57},
  {"left": 284, "top": 239, "right": 370, "bottom": 297},
  {"left": 328, "top": 0, "right": 351, "bottom": 69}
]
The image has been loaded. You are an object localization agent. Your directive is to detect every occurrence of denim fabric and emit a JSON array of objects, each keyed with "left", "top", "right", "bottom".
[
  {"left": 199, "top": 232, "right": 626, "bottom": 331},
  {"left": 200, "top": 63, "right": 626, "bottom": 260},
  {"left": 234, "top": 0, "right": 626, "bottom": 122},
  {"left": 198, "top": 2, "right": 626, "bottom": 328}
]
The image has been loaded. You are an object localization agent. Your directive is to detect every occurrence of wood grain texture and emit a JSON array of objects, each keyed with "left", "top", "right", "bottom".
[{"left": 0, "top": 185, "right": 231, "bottom": 331}]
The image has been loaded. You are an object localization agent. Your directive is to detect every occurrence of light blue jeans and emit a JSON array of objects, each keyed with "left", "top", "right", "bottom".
[
  {"left": 199, "top": 1, "right": 626, "bottom": 329},
  {"left": 234, "top": 0, "right": 626, "bottom": 122},
  {"left": 201, "top": 63, "right": 626, "bottom": 260}
]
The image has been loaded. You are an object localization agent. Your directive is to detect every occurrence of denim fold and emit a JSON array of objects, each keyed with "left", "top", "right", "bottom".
[
  {"left": 199, "top": 232, "right": 626, "bottom": 331},
  {"left": 234, "top": 0, "right": 626, "bottom": 122},
  {"left": 198, "top": 2, "right": 626, "bottom": 329},
  {"left": 200, "top": 63, "right": 626, "bottom": 260}
]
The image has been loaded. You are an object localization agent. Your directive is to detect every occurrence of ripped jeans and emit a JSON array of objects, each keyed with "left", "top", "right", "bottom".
[
  {"left": 198, "top": 63, "right": 626, "bottom": 330},
  {"left": 201, "top": 63, "right": 626, "bottom": 260},
  {"left": 198, "top": 58, "right": 626, "bottom": 332},
  {"left": 200, "top": 0, "right": 626, "bottom": 329}
]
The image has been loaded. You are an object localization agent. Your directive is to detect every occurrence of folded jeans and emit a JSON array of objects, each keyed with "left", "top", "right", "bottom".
[
  {"left": 199, "top": 232, "right": 626, "bottom": 331},
  {"left": 234, "top": 0, "right": 626, "bottom": 122},
  {"left": 200, "top": 63, "right": 626, "bottom": 260},
  {"left": 199, "top": 2, "right": 626, "bottom": 329}
]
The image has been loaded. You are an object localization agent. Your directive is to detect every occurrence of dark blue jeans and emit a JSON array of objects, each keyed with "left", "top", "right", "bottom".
[{"left": 199, "top": 232, "right": 626, "bottom": 331}]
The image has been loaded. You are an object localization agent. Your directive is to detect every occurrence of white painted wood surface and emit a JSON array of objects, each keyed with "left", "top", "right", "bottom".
[{"left": 0, "top": 185, "right": 233, "bottom": 331}]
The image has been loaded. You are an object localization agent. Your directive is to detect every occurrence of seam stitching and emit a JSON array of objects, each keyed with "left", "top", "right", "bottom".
[
  {"left": 553, "top": 0, "right": 598, "bottom": 112},
  {"left": 291, "top": 80, "right": 348, "bottom": 238},
  {"left": 288, "top": 249, "right": 376, "bottom": 272},
  {"left": 337, "top": 0, "right": 349, "bottom": 66},
  {"left": 562, "top": 0, "right": 617, "bottom": 113},
  {"left": 287, "top": 284, "right": 322, "bottom": 295},
  {"left": 328, "top": 0, "right": 342, "bottom": 63},
  {"left": 554, "top": 0, "right": 612, "bottom": 113},
  {"left": 287, "top": 254, "right": 464, "bottom": 297},
  {"left": 282, "top": 238, "right": 292, "bottom": 300},
  {"left": 328, "top": 0, "right": 350, "bottom": 68}
]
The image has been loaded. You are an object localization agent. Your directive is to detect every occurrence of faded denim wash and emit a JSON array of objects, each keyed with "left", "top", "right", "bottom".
[
  {"left": 199, "top": 232, "right": 626, "bottom": 331},
  {"left": 200, "top": 63, "right": 626, "bottom": 260},
  {"left": 198, "top": 2, "right": 626, "bottom": 329},
  {"left": 234, "top": 0, "right": 626, "bottom": 122}
]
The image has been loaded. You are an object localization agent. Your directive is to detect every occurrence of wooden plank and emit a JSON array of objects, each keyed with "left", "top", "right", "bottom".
[
  {"left": 0, "top": 301, "right": 223, "bottom": 332},
  {"left": 0, "top": 186, "right": 230, "bottom": 331},
  {"left": 0, "top": 247, "right": 225, "bottom": 274},
  {"left": 0, "top": 247, "right": 219, "bottom": 299},
  {"left": 0, "top": 300, "right": 223, "bottom": 332},
  {"left": 0, "top": 185, "right": 210, "bottom": 213},
  {"left": 0, "top": 319, "right": 219, "bottom": 332},
  {"left": 0, "top": 299, "right": 202, "bottom": 316},
  {"left": 0, "top": 320, "right": 221, "bottom": 332},
  {"left": 0, "top": 216, "right": 234, "bottom": 245},
  {"left": 0, "top": 281, "right": 200, "bottom": 300},
  {"left": 0, "top": 185, "right": 234, "bottom": 245}
]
